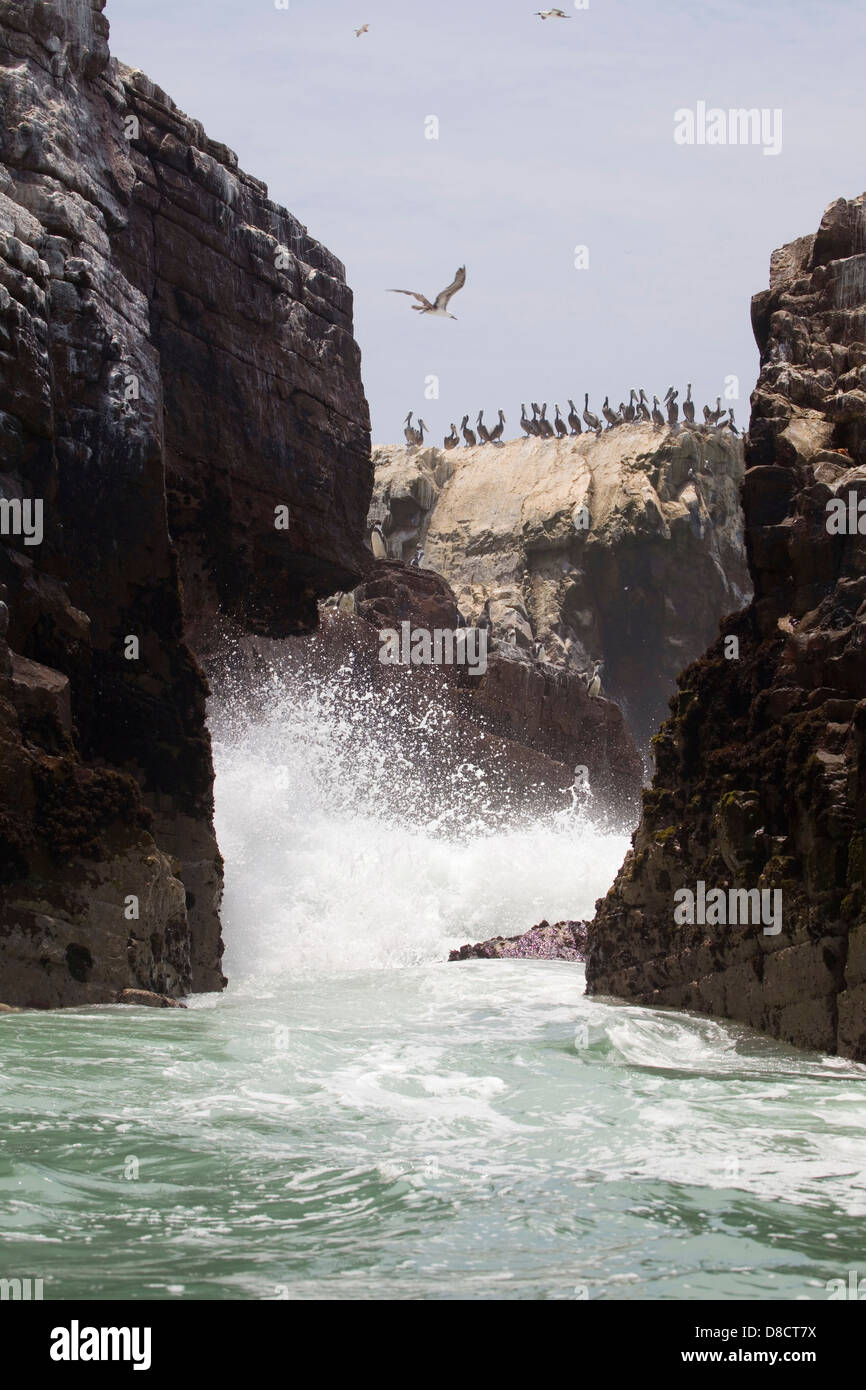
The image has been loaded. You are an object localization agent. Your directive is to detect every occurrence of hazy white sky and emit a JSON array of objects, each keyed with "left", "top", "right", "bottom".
[{"left": 107, "top": 0, "right": 866, "bottom": 444}]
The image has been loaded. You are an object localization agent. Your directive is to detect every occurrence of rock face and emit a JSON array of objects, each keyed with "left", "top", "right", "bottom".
[
  {"left": 214, "top": 559, "right": 643, "bottom": 824},
  {"left": 370, "top": 428, "right": 749, "bottom": 751},
  {"left": 587, "top": 193, "right": 866, "bottom": 1061},
  {"left": 449, "top": 919, "right": 588, "bottom": 962},
  {"left": 0, "top": 0, "right": 370, "bottom": 1007},
  {"left": 356, "top": 561, "right": 643, "bottom": 818}
]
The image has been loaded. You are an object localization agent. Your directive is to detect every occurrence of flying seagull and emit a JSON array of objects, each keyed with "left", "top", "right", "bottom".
[
  {"left": 354, "top": 24, "right": 369, "bottom": 37},
  {"left": 388, "top": 266, "right": 466, "bottom": 319},
  {"left": 535, "top": 8, "right": 571, "bottom": 17}
]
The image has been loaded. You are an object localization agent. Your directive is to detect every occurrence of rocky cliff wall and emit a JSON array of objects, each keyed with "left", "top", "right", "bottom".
[
  {"left": 210, "top": 559, "right": 643, "bottom": 827},
  {"left": 370, "top": 428, "right": 749, "bottom": 753},
  {"left": 0, "top": 0, "right": 371, "bottom": 1006},
  {"left": 587, "top": 193, "right": 866, "bottom": 1061}
]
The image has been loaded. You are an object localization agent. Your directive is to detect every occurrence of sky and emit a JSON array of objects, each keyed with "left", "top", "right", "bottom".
[{"left": 107, "top": 0, "right": 866, "bottom": 444}]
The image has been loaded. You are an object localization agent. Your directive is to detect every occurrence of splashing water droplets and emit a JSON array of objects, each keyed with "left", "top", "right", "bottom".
[{"left": 211, "top": 656, "right": 630, "bottom": 983}]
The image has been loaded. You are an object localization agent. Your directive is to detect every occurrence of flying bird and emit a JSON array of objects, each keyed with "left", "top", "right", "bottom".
[
  {"left": 535, "top": 8, "right": 571, "bottom": 17},
  {"left": 354, "top": 24, "right": 369, "bottom": 37},
  {"left": 388, "top": 265, "right": 466, "bottom": 319}
]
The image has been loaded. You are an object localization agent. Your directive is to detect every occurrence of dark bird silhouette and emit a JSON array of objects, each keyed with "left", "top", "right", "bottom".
[
  {"left": 477, "top": 597, "right": 493, "bottom": 640},
  {"left": 461, "top": 414, "right": 477, "bottom": 447},
  {"left": 683, "top": 383, "right": 695, "bottom": 424},
  {"left": 567, "top": 399, "right": 582, "bottom": 435},
  {"left": 583, "top": 394, "right": 602, "bottom": 433},
  {"left": 554, "top": 404, "right": 569, "bottom": 438},
  {"left": 488, "top": 409, "right": 506, "bottom": 444}
]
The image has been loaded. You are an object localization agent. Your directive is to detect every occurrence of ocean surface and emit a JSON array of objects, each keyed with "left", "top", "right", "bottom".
[{"left": 1, "top": 664, "right": 864, "bottom": 1301}]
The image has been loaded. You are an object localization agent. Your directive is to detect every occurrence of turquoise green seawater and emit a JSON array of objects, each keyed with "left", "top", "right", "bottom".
[{"left": 1, "top": 670, "right": 863, "bottom": 1300}]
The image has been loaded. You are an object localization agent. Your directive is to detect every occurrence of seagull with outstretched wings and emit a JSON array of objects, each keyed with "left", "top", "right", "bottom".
[{"left": 388, "top": 265, "right": 466, "bottom": 319}]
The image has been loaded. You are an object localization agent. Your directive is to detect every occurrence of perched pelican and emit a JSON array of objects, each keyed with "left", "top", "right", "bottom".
[
  {"left": 567, "top": 398, "right": 582, "bottom": 435},
  {"left": 477, "top": 410, "right": 492, "bottom": 444},
  {"left": 531, "top": 402, "right": 543, "bottom": 434},
  {"left": 488, "top": 409, "right": 506, "bottom": 444},
  {"left": 709, "top": 396, "right": 726, "bottom": 425},
  {"left": 663, "top": 385, "right": 676, "bottom": 403},
  {"left": 444, "top": 423, "right": 459, "bottom": 450},
  {"left": 583, "top": 394, "right": 602, "bottom": 434},
  {"left": 403, "top": 411, "right": 416, "bottom": 446},
  {"left": 520, "top": 403, "right": 534, "bottom": 437},
  {"left": 726, "top": 408, "right": 740, "bottom": 436},
  {"left": 624, "top": 389, "right": 637, "bottom": 423},
  {"left": 637, "top": 389, "right": 652, "bottom": 422},
  {"left": 388, "top": 265, "right": 466, "bottom": 319},
  {"left": 354, "top": 23, "right": 369, "bottom": 37},
  {"left": 702, "top": 403, "right": 714, "bottom": 426},
  {"left": 535, "top": 7, "right": 571, "bottom": 16},
  {"left": 461, "top": 414, "right": 477, "bottom": 447},
  {"left": 651, "top": 395, "right": 665, "bottom": 428},
  {"left": 370, "top": 523, "right": 387, "bottom": 559},
  {"left": 539, "top": 403, "right": 555, "bottom": 438},
  {"left": 683, "top": 383, "right": 695, "bottom": 424},
  {"left": 602, "top": 396, "right": 618, "bottom": 429},
  {"left": 667, "top": 390, "right": 679, "bottom": 426},
  {"left": 554, "top": 404, "right": 569, "bottom": 438},
  {"left": 415, "top": 418, "right": 428, "bottom": 444}
]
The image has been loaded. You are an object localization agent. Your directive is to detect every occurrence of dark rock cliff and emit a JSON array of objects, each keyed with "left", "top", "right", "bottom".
[
  {"left": 211, "top": 559, "right": 643, "bottom": 826},
  {"left": 587, "top": 194, "right": 866, "bottom": 1061},
  {"left": 0, "top": 0, "right": 371, "bottom": 1006}
]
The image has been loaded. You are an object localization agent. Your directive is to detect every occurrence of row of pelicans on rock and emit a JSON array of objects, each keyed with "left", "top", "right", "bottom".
[{"left": 403, "top": 388, "right": 739, "bottom": 450}]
